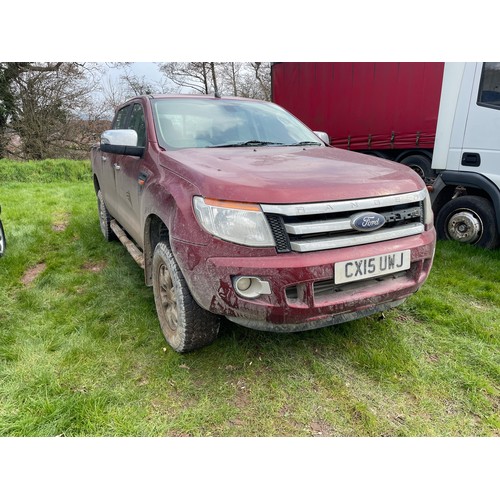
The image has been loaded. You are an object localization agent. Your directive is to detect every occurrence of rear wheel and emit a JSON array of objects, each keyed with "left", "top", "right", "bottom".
[
  {"left": 436, "top": 195, "right": 499, "bottom": 249},
  {"left": 400, "top": 154, "right": 434, "bottom": 181},
  {"left": 97, "top": 189, "right": 115, "bottom": 241},
  {"left": 152, "top": 241, "right": 220, "bottom": 352}
]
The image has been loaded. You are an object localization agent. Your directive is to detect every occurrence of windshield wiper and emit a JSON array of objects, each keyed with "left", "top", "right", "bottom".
[
  {"left": 285, "top": 141, "right": 323, "bottom": 146},
  {"left": 208, "top": 140, "right": 285, "bottom": 148}
]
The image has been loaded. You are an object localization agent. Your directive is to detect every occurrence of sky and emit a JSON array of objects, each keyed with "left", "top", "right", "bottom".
[
  {"left": 106, "top": 62, "right": 164, "bottom": 85},
  {"left": 5, "top": 3, "right": 496, "bottom": 63}
]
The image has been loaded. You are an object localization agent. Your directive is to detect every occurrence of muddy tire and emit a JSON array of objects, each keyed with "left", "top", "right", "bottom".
[
  {"left": 436, "top": 195, "right": 499, "bottom": 249},
  {"left": 152, "top": 241, "right": 220, "bottom": 352},
  {"left": 0, "top": 220, "right": 5, "bottom": 257},
  {"left": 97, "top": 190, "right": 115, "bottom": 242}
]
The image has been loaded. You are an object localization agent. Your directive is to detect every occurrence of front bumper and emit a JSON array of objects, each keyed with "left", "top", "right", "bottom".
[{"left": 171, "top": 229, "right": 435, "bottom": 332}]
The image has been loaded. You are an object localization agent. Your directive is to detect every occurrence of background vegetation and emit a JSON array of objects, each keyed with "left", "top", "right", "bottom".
[
  {"left": 0, "top": 160, "right": 498, "bottom": 437},
  {"left": 0, "top": 62, "right": 272, "bottom": 161}
]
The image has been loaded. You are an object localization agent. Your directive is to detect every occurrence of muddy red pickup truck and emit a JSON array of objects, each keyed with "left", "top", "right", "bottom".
[{"left": 91, "top": 94, "right": 436, "bottom": 352}]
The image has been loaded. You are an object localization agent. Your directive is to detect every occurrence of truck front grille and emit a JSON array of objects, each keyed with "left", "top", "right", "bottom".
[{"left": 262, "top": 188, "right": 427, "bottom": 253}]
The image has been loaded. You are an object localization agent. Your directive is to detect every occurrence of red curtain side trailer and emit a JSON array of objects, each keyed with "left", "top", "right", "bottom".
[{"left": 271, "top": 62, "right": 445, "bottom": 180}]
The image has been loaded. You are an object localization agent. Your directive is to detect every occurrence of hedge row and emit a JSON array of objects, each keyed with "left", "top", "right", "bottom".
[{"left": 0, "top": 159, "right": 92, "bottom": 183}]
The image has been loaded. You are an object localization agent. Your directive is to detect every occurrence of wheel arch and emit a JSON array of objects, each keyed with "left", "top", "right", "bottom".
[
  {"left": 93, "top": 174, "right": 101, "bottom": 195},
  {"left": 394, "top": 149, "right": 433, "bottom": 163},
  {"left": 395, "top": 151, "right": 435, "bottom": 180},
  {"left": 433, "top": 171, "right": 500, "bottom": 234},
  {"left": 144, "top": 214, "right": 169, "bottom": 286}
]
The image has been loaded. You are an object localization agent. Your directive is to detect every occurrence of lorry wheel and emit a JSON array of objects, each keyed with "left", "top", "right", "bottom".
[
  {"left": 401, "top": 155, "right": 434, "bottom": 181},
  {"left": 0, "top": 220, "right": 5, "bottom": 257},
  {"left": 152, "top": 241, "right": 220, "bottom": 353},
  {"left": 436, "top": 195, "right": 500, "bottom": 249},
  {"left": 97, "top": 190, "right": 115, "bottom": 242}
]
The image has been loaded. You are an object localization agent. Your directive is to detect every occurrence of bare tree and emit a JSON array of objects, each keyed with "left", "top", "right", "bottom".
[
  {"left": 158, "top": 61, "right": 271, "bottom": 100},
  {"left": 158, "top": 62, "right": 225, "bottom": 95},
  {"left": 115, "top": 63, "right": 170, "bottom": 96},
  {"left": 219, "top": 62, "right": 244, "bottom": 96},
  {"left": 160, "top": 62, "right": 205, "bottom": 94},
  {"left": 210, "top": 62, "right": 219, "bottom": 95},
  {"left": 0, "top": 62, "right": 106, "bottom": 159},
  {"left": 252, "top": 62, "right": 271, "bottom": 101}
]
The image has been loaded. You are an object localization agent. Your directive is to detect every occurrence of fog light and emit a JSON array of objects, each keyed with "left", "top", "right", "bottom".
[
  {"left": 237, "top": 277, "right": 252, "bottom": 291},
  {"left": 233, "top": 276, "right": 271, "bottom": 299}
]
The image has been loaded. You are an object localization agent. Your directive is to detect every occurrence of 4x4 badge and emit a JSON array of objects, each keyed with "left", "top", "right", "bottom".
[{"left": 350, "top": 212, "right": 386, "bottom": 232}]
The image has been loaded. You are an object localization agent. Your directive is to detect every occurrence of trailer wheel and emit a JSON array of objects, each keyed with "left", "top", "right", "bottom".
[
  {"left": 401, "top": 154, "right": 434, "bottom": 181},
  {"left": 0, "top": 220, "right": 6, "bottom": 257},
  {"left": 152, "top": 241, "right": 220, "bottom": 353},
  {"left": 436, "top": 195, "right": 499, "bottom": 249},
  {"left": 97, "top": 190, "right": 115, "bottom": 242}
]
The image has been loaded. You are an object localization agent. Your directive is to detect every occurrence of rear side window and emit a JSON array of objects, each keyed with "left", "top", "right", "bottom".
[{"left": 477, "top": 63, "right": 500, "bottom": 109}]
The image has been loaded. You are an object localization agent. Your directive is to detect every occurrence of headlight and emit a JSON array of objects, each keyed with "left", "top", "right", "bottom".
[
  {"left": 423, "top": 189, "right": 434, "bottom": 228},
  {"left": 193, "top": 197, "right": 275, "bottom": 247}
]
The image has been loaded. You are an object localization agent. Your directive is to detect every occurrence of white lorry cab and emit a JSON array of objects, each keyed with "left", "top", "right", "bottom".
[{"left": 431, "top": 62, "right": 500, "bottom": 249}]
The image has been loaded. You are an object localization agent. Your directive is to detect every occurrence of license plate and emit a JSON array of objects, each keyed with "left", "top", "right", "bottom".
[{"left": 334, "top": 250, "right": 411, "bottom": 284}]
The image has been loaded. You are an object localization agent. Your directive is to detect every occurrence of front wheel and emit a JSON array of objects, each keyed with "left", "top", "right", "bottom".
[
  {"left": 436, "top": 195, "right": 499, "bottom": 249},
  {"left": 152, "top": 241, "right": 220, "bottom": 353}
]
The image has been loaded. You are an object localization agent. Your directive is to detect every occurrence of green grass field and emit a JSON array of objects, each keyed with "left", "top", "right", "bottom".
[{"left": 0, "top": 160, "right": 498, "bottom": 436}]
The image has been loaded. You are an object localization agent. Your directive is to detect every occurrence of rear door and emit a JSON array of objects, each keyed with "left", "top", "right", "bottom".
[{"left": 461, "top": 62, "right": 500, "bottom": 188}]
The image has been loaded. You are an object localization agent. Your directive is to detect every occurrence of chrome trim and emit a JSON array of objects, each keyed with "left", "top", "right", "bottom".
[
  {"left": 285, "top": 218, "right": 352, "bottom": 235},
  {"left": 261, "top": 188, "right": 428, "bottom": 217},
  {"left": 290, "top": 223, "right": 424, "bottom": 252}
]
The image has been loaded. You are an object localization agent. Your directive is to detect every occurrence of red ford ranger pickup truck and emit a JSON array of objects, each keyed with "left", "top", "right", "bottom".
[{"left": 91, "top": 94, "right": 436, "bottom": 352}]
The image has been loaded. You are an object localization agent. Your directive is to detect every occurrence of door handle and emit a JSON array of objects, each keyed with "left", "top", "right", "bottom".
[
  {"left": 461, "top": 152, "right": 481, "bottom": 167},
  {"left": 101, "top": 155, "right": 107, "bottom": 162},
  {"left": 113, "top": 163, "right": 121, "bottom": 171}
]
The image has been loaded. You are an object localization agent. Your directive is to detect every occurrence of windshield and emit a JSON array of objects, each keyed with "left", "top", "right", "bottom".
[{"left": 151, "top": 97, "right": 323, "bottom": 150}]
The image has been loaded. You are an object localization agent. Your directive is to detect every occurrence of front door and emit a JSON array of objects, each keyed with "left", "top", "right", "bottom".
[
  {"left": 461, "top": 62, "right": 500, "bottom": 185},
  {"left": 114, "top": 102, "right": 149, "bottom": 246}
]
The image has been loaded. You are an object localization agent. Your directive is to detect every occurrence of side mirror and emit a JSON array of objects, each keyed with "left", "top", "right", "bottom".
[
  {"left": 100, "top": 129, "right": 144, "bottom": 157},
  {"left": 314, "top": 131, "right": 330, "bottom": 145}
]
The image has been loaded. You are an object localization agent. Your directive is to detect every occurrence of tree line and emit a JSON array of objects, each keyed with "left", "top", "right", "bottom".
[{"left": 0, "top": 62, "right": 272, "bottom": 160}]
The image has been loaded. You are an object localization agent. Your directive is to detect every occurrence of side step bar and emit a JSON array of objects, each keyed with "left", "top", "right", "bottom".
[{"left": 110, "top": 220, "right": 145, "bottom": 269}]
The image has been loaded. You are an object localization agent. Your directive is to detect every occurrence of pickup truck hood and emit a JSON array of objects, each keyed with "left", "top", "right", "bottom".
[{"left": 161, "top": 146, "right": 425, "bottom": 204}]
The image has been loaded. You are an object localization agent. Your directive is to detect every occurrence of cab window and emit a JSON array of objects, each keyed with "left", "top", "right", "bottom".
[
  {"left": 128, "top": 103, "right": 147, "bottom": 147},
  {"left": 478, "top": 63, "right": 500, "bottom": 109},
  {"left": 113, "top": 105, "right": 130, "bottom": 129}
]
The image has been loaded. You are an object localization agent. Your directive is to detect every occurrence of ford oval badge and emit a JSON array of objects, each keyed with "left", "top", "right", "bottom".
[{"left": 350, "top": 212, "right": 386, "bottom": 232}]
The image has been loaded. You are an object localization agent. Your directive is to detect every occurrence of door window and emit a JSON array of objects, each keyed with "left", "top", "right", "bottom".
[
  {"left": 113, "top": 105, "right": 131, "bottom": 129},
  {"left": 128, "top": 103, "right": 147, "bottom": 147},
  {"left": 477, "top": 63, "right": 500, "bottom": 109}
]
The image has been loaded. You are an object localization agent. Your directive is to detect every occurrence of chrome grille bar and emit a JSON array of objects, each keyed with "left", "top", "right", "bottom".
[
  {"left": 290, "top": 223, "right": 424, "bottom": 252},
  {"left": 285, "top": 218, "right": 352, "bottom": 235},
  {"left": 261, "top": 188, "right": 427, "bottom": 217}
]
